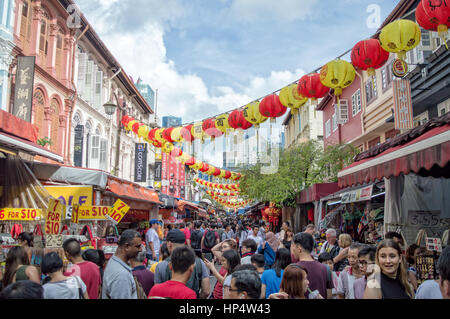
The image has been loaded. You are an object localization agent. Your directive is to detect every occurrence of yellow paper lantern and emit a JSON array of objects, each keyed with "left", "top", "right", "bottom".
[
  {"left": 279, "top": 84, "right": 308, "bottom": 110},
  {"left": 320, "top": 59, "right": 356, "bottom": 97},
  {"left": 215, "top": 114, "right": 233, "bottom": 134},
  {"left": 154, "top": 128, "right": 166, "bottom": 144},
  {"left": 190, "top": 160, "right": 202, "bottom": 170},
  {"left": 127, "top": 120, "right": 137, "bottom": 131},
  {"left": 219, "top": 169, "right": 226, "bottom": 178},
  {"left": 379, "top": 19, "right": 421, "bottom": 61},
  {"left": 192, "top": 121, "right": 204, "bottom": 141},
  {"left": 243, "top": 101, "right": 268, "bottom": 127},
  {"left": 137, "top": 125, "right": 150, "bottom": 139},
  {"left": 170, "top": 127, "right": 183, "bottom": 143},
  {"left": 162, "top": 142, "right": 174, "bottom": 154},
  {"left": 206, "top": 165, "right": 216, "bottom": 176}
]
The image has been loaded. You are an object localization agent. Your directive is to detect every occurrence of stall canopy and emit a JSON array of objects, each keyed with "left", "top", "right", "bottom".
[
  {"left": 297, "top": 182, "right": 340, "bottom": 204},
  {"left": 338, "top": 114, "right": 450, "bottom": 188},
  {"left": 107, "top": 177, "right": 162, "bottom": 205}
]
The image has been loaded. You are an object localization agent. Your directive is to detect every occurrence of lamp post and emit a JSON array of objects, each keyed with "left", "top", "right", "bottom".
[{"left": 103, "top": 93, "right": 126, "bottom": 177}]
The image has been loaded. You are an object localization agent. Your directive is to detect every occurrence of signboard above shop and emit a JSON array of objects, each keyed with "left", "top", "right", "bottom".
[{"left": 341, "top": 185, "right": 373, "bottom": 204}]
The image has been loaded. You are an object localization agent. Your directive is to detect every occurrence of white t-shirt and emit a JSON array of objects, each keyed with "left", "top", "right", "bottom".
[
  {"left": 223, "top": 274, "right": 233, "bottom": 297},
  {"left": 247, "top": 234, "right": 263, "bottom": 250},
  {"left": 146, "top": 228, "right": 160, "bottom": 255}
]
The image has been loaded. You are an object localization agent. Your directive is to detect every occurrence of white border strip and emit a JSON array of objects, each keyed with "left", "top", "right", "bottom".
[
  {"left": 0, "top": 133, "right": 64, "bottom": 162},
  {"left": 338, "top": 129, "right": 450, "bottom": 178}
]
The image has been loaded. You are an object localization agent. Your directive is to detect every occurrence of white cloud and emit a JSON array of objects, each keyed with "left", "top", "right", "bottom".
[{"left": 230, "top": 0, "right": 318, "bottom": 23}]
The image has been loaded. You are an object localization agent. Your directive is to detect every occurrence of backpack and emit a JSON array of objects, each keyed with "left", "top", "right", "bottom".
[
  {"left": 191, "top": 230, "right": 203, "bottom": 250},
  {"left": 203, "top": 231, "right": 217, "bottom": 249},
  {"left": 133, "top": 275, "right": 148, "bottom": 299},
  {"left": 163, "top": 257, "right": 203, "bottom": 297}
]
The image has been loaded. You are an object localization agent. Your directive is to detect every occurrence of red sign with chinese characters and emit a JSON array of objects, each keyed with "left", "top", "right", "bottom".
[
  {"left": 161, "top": 153, "right": 186, "bottom": 198},
  {"left": 393, "top": 79, "right": 413, "bottom": 130}
]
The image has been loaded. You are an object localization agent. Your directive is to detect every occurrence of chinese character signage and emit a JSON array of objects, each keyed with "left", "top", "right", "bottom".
[
  {"left": 154, "top": 161, "right": 162, "bottom": 181},
  {"left": 341, "top": 185, "right": 373, "bottom": 204},
  {"left": 393, "top": 79, "right": 413, "bottom": 130},
  {"left": 161, "top": 152, "right": 185, "bottom": 198},
  {"left": 74, "top": 125, "right": 84, "bottom": 167},
  {"left": 13, "top": 56, "right": 36, "bottom": 122},
  {"left": 134, "top": 143, "right": 147, "bottom": 182}
]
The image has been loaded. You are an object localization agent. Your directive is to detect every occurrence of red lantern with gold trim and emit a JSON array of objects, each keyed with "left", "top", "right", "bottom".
[
  {"left": 202, "top": 118, "right": 223, "bottom": 139},
  {"left": 200, "top": 163, "right": 209, "bottom": 173},
  {"left": 228, "top": 109, "right": 253, "bottom": 130},
  {"left": 297, "top": 73, "right": 330, "bottom": 103},
  {"left": 258, "top": 94, "right": 287, "bottom": 122},
  {"left": 224, "top": 171, "right": 232, "bottom": 179},
  {"left": 416, "top": 0, "right": 450, "bottom": 48},
  {"left": 213, "top": 168, "right": 221, "bottom": 176},
  {"left": 121, "top": 115, "right": 132, "bottom": 127},
  {"left": 185, "top": 156, "right": 195, "bottom": 166},
  {"left": 132, "top": 122, "right": 143, "bottom": 134},
  {"left": 351, "top": 39, "right": 389, "bottom": 77},
  {"left": 181, "top": 124, "right": 194, "bottom": 142},
  {"left": 162, "top": 127, "right": 174, "bottom": 143}
]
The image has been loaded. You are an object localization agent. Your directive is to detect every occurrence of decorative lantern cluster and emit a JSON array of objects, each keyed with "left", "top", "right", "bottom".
[
  {"left": 195, "top": 177, "right": 240, "bottom": 190},
  {"left": 415, "top": 0, "right": 450, "bottom": 49}
]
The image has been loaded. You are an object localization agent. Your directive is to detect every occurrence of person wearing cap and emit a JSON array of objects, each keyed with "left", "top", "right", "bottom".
[
  {"left": 153, "top": 229, "right": 210, "bottom": 299},
  {"left": 146, "top": 220, "right": 161, "bottom": 263}
]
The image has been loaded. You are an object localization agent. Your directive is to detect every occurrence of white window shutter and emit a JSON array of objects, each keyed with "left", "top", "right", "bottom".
[
  {"left": 95, "top": 70, "right": 103, "bottom": 109},
  {"left": 100, "top": 138, "right": 108, "bottom": 171},
  {"left": 90, "top": 135, "right": 100, "bottom": 169},
  {"left": 338, "top": 100, "right": 349, "bottom": 124},
  {"left": 76, "top": 53, "right": 87, "bottom": 97},
  {"left": 84, "top": 60, "right": 94, "bottom": 103}
]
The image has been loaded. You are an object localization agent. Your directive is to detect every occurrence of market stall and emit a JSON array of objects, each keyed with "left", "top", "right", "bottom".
[{"left": 338, "top": 113, "right": 450, "bottom": 247}]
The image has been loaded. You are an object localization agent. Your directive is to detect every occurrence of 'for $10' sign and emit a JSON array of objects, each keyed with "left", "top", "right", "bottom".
[{"left": 45, "top": 199, "right": 64, "bottom": 235}]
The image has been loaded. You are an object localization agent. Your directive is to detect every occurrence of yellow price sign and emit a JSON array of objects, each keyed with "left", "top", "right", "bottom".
[
  {"left": 45, "top": 199, "right": 64, "bottom": 235},
  {"left": 71, "top": 204, "right": 80, "bottom": 224},
  {"left": 0, "top": 208, "right": 42, "bottom": 221},
  {"left": 106, "top": 199, "right": 130, "bottom": 224},
  {"left": 77, "top": 206, "right": 110, "bottom": 220}
]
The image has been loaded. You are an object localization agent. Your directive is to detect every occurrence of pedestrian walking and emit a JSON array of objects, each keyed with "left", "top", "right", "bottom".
[
  {"left": 261, "top": 247, "right": 291, "bottom": 299},
  {"left": 102, "top": 229, "right": 142, "bottom": 299}
]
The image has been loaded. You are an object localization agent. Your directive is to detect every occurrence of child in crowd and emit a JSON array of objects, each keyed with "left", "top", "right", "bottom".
[{"left": 318, "top": 252, "right": 339, "bottom": 299}]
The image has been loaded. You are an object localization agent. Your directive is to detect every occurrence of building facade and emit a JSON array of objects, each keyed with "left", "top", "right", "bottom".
[{"left": 282, "top": 100, "right": 324, "bottom": 149}]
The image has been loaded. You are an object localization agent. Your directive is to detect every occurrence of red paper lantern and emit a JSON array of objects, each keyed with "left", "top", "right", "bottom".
[
  {"left": 416, "top": 0, "right": 450, "bottom": 46},
  {"left": 181, "top": 124, "right": 194, "bottom": 142},
  {"left": 185, "top": 156, "right": 195, "bottom": 166},
  {"left": 258, "top": 95, "right": 287, "bottom": 120},
  {"left": 224, "top": 171, "right": 232, "bottom": 179},
  {"left": 132, "top": 122, "right": 143, "bottom": 134},
  {"left": 228, "top": 109, "right": 253, "bottom": 130},
  {"left": 202, "top": 118, "right": 223, "bottom": 138},
  {"left": 213, "top": 168, "right": 221, "bottom": 176},
  {"left": 162, "top": 127, "right": 174, "bottom": 143},
  {"left": 297, "top": 73, "right": 330, "bottom": 102},
  {"left": 121, "top": 115, "right": 132, "bottom": 127},
  {"left": 200, "top": 163, "right": 209, "bottom": 172},
  {"left": 351, "top": 39, "right": 389, "bottom": 76},
  {"left": 170, "top": 147, "right": 183, "bottom": 157}
]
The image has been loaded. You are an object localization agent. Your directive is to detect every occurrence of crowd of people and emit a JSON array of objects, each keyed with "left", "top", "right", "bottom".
[{"left": 0, "top": 217, "right": 448, "bottom": 300}]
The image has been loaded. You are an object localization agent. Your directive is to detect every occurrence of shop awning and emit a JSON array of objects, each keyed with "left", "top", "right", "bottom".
[
  {"left": 177, "top": 200, "right": 202, "bottom": 212},
  {"left": 107, "top": 177, "right": 162, "bottom": 205},
  {"left": 297, "top": 182, "right": 340, "bottom": 204},
  {"left": 338, "top": 122, "right": 450, "bottom": 188},
  {"left": 0, "top": 132, "right": 64, "bottom": 163}
]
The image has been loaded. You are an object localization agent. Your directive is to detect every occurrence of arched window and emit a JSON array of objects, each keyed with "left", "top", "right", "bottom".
[
  {"left": 50, "top": 98, "right": 60, "bottom": 153},
  {"left": 20, "top": 1, "right": 32, "bottom": 51},
  {"left": 33, "top": 89, "right": 45, "bottom": 139},
  {"left": 55, "top": 27, "right": 64, "bottom": 79},
  {"left": 39, "top": 10, "right": 50, "bottom": 67}
]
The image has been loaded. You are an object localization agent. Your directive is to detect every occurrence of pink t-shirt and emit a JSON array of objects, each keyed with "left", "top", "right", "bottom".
[
  {"left": 148, "top": 280, "right": 197, "bottom": 299},
  {"left": 64, "top": 261, "right": 101, "bottom": 299},
  {"left": 213, "top": 266, "right": 228, "bottom": 299}
]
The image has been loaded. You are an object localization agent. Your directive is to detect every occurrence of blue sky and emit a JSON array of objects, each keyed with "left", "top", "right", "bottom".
[{"left": 75, "top": 0, "right": 399, "bottom": 125}]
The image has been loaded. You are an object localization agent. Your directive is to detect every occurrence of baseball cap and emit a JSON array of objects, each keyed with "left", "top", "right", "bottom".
[
  {"left": 150, "top": 219, "right": 159, "bottom": 225},
  {"left": 166, "top": 229, "right": 186, "bottom": 244}
]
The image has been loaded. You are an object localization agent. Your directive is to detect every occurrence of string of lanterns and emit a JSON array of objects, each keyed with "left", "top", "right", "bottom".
[
  {"left": 206, "top": 190, "right": 240, "bottom": 197},
  {"left": 194, "top": 177, "right": 240, "bottom": 191},
  {"left": 122, "top": 0, "right": 448, "bottom": 145}
]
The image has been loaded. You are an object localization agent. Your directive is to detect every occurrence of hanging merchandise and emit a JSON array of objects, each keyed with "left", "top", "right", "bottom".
[
  {"left": 351, "top": 39, "right": 390, "bottom": 76},
  {"left": 379, "top": 19, "right": 421, "bottom": 76},
  {"left": 415, "top": 0, "right": 450, "bottom": 49},
  {"left": 279, "top": 83, "right": 308, "bottom": 113},
  {"left": 259, "top": 94, "right": 287, "bottom": 123},
  {"left": 320, "top": 59, "right": 356, "bottom": 107},
  {"left": 297, "top": 73, "right": 330, "bottom": 104}
]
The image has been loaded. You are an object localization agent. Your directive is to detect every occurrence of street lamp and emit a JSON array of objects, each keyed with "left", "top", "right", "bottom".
[{"left": 103, "top": 93, "right": 126, "bottom": 176}]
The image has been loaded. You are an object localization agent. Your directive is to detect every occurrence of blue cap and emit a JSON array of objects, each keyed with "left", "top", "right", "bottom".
[{"left": 150, "top": 219, "right": 159, "bottom": 225}]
